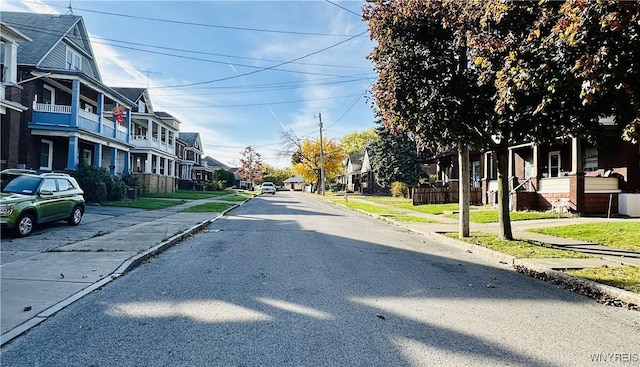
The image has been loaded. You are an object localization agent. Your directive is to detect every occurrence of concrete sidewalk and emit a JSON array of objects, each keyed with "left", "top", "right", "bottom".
[{"left": 0, "top": 194, "right": 244, "bottom": 345}]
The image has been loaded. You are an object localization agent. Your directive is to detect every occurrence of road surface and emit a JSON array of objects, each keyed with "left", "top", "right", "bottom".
[{"left": 1, "top": 192, "right": 638, "bottom": 366}]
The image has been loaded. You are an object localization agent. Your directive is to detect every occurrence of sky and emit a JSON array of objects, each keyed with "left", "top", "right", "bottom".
[{"left": 3, "top": 0, "right": 378, "bottom": 168}]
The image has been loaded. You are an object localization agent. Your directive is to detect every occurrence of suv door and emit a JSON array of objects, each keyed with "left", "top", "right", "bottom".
[
  {"left": 36, "top": 178, "right": 62, "bottom": 222},
  {"left": 55, "top": 178, "right": 78, "bottom": 217}
]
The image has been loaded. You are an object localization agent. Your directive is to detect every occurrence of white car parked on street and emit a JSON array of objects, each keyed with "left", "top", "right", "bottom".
[{"left": 260, "top": 182, "right": 276, "bottom": 195}]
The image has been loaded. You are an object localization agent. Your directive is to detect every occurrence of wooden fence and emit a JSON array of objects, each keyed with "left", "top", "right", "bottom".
[{"left": 412, "top": 187, "right": 482, "bottom": 206}]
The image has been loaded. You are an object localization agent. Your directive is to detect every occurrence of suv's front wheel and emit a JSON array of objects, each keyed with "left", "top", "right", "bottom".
[
  {"left": 67, "top": 206, "right": 83, "bottom": 225},
  {"left": 16, "top": 213, "right": 34, "bottom": 237}
]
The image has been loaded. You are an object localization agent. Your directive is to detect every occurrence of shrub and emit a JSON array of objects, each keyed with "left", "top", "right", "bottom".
[
  {"left": 71, "top": 162, "right": 127, "bottom": 203},
  {"left": 391, "top": 181, "right": 409, "bottom": 198},
  {"left": 205, "top": 180, "right": 226, "bottom": 191}
]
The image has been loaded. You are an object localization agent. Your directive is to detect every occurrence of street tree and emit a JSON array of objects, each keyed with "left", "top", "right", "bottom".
[
  {"left": 365, "top": 0, "right": 635, "bottom": 240},
  {"left": 339, "top": 128, "right": 379, "bottom": 155},
  {"left": 291, "top": 138, "right": 345, "bottom": 192},
  {"left": 544, "top": 0, "right": 640, "bottom": 143},
  {"left": 370, "top": 123, "right": 423, "bottom": 189},
  {"left": 235, "top": 146, "right": 263, "bottom": 187},
  {"left": 261, "top": 164, "right": 292, "bottom": 186}
]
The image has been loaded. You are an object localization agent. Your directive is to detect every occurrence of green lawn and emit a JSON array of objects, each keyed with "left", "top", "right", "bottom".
[
  {"left": 143, "top": 189, "right": 233, "bottom": 199},
  {"left": 181, "top": 202, "right": 235, "bottom": 213},
  {"left": 447, "top": 210, "right": 566, "bottom": 223},
  {"left": 530, "top": 222, "right": 640, "bottom": 251},
  {"left": 103, "top": 197, "right": 187, "bottom": 210},
  {"left": 568, "top": 266, "right": 640, "bottom": 294},
  {"left": 446, "top": 232, "right": 590, "bottom": 258}
]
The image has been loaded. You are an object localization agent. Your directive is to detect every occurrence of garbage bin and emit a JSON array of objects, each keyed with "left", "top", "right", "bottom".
[{"left": 127, "top": 187, "right": 138, "bottom": 200}]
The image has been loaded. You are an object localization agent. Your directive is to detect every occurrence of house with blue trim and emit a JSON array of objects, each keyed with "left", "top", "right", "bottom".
[{"left": 1, "top": 11, "right": 135, "bottom": 173}]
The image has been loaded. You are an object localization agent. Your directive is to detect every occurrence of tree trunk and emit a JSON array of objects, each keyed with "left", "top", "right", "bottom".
[
  {"left": 458, "top": 141, "right": 470, "bottom": 238},
  {"left": 495, "top": 142, "right": 513, "bottom": 240}
]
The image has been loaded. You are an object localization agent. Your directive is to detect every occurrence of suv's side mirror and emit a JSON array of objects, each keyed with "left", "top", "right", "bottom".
[{"left": 39, "top": 190, "right": 54, "bottom": 196}]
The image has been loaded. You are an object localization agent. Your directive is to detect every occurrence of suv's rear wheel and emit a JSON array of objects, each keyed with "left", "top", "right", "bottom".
[
  {"left": 67, "top": 206, "right": 83, "bottom": 225},
  {"left": 16, "top": 213, "right": 34, "bottom": 237}
]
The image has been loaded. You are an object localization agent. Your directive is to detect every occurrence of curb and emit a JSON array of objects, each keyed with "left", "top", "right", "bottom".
[
  {"left": 427, "top": 231, "right": 640, "bottom": 310},
  {"left": 0, "top": 201, "right": 246, "bottom": 347}
]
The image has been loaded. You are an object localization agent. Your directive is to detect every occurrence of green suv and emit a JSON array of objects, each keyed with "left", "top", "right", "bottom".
[{"left": 0, "top": 171, "right": 85, "bottom": 237}]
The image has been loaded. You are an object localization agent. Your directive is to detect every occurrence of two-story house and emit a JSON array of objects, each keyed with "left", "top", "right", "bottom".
[
  {"left": 113, "top": 88, "right": 179, "bottom": 193},
  {"left": 1, "top": 11, "right": 135, "bottom": 173},
  {"left": 176, "top": 132, "right": 205, "bottom": 189},
  {"left": 1, "top": 21, "right": 32, "bottom": 170}
]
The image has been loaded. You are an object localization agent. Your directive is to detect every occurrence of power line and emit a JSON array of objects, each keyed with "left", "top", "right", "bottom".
[
  {"left": 21, "top": 0, "right": 363, "bottom": 37},
  {"left": 324, "top": 0, "right": 363, "bottom": 18},
  {"left": 8, "top": 23, "right": 373, "bottom": 79},
  {"left": 153, "top": 30, "right": 369, "bottom": 89},
  {"left": 153, "top": 93, "right": 364, "bottom": 108}
]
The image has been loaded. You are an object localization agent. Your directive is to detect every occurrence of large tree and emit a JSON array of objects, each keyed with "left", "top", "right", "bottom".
[
  {"left": 291, "top": 138, "right": 345, "bottom": 192},
  {"left": 365, "top": 0, "right": 635, "bottom": 240},
  {"left": 339, "top": 128, "right": 379, "bottom": 155},
  {"left": 370, "top": 123, "right": 423, "bottom": 189},
  {"left": 235, "top": 146, "right": 263, "bottom": 186}
]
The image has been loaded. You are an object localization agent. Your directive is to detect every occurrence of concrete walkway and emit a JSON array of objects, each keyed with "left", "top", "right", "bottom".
[{"left": 0, "top": 194, "right": 244, "bottom": 345}]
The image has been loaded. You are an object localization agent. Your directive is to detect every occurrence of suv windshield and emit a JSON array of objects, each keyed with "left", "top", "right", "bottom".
[{"left": 2, "top": 176, "right": 42, "bottom": 195}]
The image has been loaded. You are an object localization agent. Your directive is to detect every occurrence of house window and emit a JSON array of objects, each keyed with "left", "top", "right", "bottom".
[
  {"left": 138, "top": 100, "right": 146, "bottom": 113},
  {"left": 40, "top": 139, "right": 53, "bottom": 170},
  {"left": 82, "top": 149, "right": 92, "bottom": 165},
  {"left": 472, "top": 161, "right": 480, "bottom": 188},
  {"left": 42, "top": 84, "right": 55, "bottom": 104},
  {"left": 583, "top": 147, "right": 598, "bottom": 172},
  {"left": 66, "top": 47, "right": 82, "bottom": 70},
  {"left": 548, "top": 151, "right": 561, "bottom": 177}
]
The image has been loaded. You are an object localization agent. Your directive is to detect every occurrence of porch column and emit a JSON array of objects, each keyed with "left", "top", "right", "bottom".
[
  {"left": 164, "top": 157, "right": 169, "bottom": 176},
  {"left": 126, "top": 108, "right": 131, "bottom": 143},
  {"left": 156, "top": 155, "right": 161, "bottom": 175},
  {"left": 508, "top": 147, "right": 514, "bottom": 191},
  {"left": 571, "top": 137, "right": 582, "bottom": 174},
  {"left": 109, "top": 147, "right": 116, "bottom": 174},
  {"left": 147, "top": 118, "right": 153, "bottom": 140},
  {"left": 70, "top": 79, "right": 80, "bottom": 127},
  {"left": 123, "top": 151, "right": 130, "bottom": 174},
  {"left": 67, "top": 136, "right": 79, "bottom": 170},
  {"left": 93, "top": 143, "right": 102, "bottom": 168},
  {"left": 112, "top": 104, "right": 118, "bottom": 138},
  {"left": 532, "top": 143, "right": 539, "bottom": 192},
  {"left": 146, "top": 152, "right": 152, "bottom": 173},
  {"left": 97, "top": 93, "right": 104, "bottom": 134}
]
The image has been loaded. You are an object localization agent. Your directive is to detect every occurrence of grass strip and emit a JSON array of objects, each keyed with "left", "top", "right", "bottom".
[
  {"left": 103, "top": 198, "right": 187, "bottom": 210},
  {"left": 447, "top": 210, "right": 566, "bottom": 223},
  {"left": 530, "top": 222, "right": 640, "bottom": 251},
  {"left": 568, "top": 266, "right": 640, "bottom": 294},
  {"left": 181, "top": 202, "right": 235, "bottom": 213},
  {"left": 444, "top": 232, "right": 589, "bottom": 258}
]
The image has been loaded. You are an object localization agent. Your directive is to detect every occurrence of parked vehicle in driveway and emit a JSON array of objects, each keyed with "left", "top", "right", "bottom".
[
  {"left": 260, "top": 181, "right": 276, "bottom": 195},
  {"left": 0, "top": 172, "right": 85, "bottom": 237}
]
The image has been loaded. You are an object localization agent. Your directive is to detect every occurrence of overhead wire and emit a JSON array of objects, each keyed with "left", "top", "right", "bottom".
[{"left": 20, "top": 0, "right": 364, "bottom": 37}]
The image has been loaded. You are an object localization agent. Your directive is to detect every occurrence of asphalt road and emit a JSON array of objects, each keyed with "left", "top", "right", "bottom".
[{"left": 1, "top": 192, "right": 639, "bottom": 366}]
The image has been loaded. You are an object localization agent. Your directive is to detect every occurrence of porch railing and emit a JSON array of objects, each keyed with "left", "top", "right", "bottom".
[{"left": 33, "top": 102, "right": 71, "bottom": 113}]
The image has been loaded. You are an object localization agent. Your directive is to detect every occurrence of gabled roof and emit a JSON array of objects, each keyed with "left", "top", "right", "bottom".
[
  {"left": 284, "top": 175, "right": 304, "bottom": 183},
  {"left": 112, "top": 88, "right": 145, "bottom": 105},
  {"left": 202, "top": 156, "right": 230, "bottom": 169},
  {"left": 155, "top": 111, "right": 175, "bottom": 119},
  {"left": 179, "top": 132, "right": 200, "bottom": 148},
  {"left": 1, "top": 11, "right": 101, "bottom": 81}
]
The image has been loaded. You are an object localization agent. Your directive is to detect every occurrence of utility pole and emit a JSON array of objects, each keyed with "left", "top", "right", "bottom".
[{"left": 318, "top": 112, "right": 325, "bottom": 196}]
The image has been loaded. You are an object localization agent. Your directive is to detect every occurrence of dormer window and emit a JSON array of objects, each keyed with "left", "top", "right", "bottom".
[{"left": 66, "top": 47, "right": 82, "bottom": 70}]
